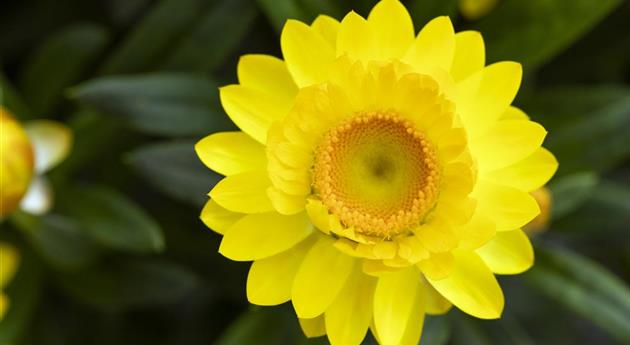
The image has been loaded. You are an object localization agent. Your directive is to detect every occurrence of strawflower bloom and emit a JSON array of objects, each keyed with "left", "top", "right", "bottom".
[
  {"left": 196, "top": 1, "right": 558, "bottom": 344},
  {"left": 0, "top": 242, "right": 19, "bottom": 320},
  {"left": 0, "top": 106, "right": 72, "bottom": 218}
]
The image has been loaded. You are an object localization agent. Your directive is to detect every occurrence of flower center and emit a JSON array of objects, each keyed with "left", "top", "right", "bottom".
[{"left": 313, "top": 111, "right": 440, "bottom": 239}]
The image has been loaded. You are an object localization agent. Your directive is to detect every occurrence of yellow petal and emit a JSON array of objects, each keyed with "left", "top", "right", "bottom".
[
  {"left": 195, "top": 132, "right": 266, "bottom": 176},
  {"left": 458, "top": 62, "right": 522, "bottom": 137},
  {"left": 19, "top": 175, "right": 53, "bottom": 215},
  {"left": 427, "top": 250, "right": 504, "bottom": 319},
  {"left": 292, "top": 237, "right": 355, "bottom": 319},
  {"left": 337, "top": 12, "right": 377, "bottom": 62},
  {"left": 414, "top": 218, "right": 459, "bottom": 253},
  {"left": 247, "top": 237, "right": 314, "bottom": 305},
  {"left": 237, "top": 54, "right": 297, "bottom": 102},
  {"left": 477, "top": 229, "right": 534, "bottom": 275},
  {"left": 471, "top": 120, "right": 547, "bottom": 172},
  {"left": 305, "top": 199, "right": 331, "bottom": 234},
  {"left": 474, "top": 179, "right": 540, "bottom": 232},
  {"left": 0, "top": 242, "right": 19, "bottom": 288},
  {"left": 200, "top": 199, "right": 242, "bottom": 235},
  {"left": 424, "top": 281, "right": 452, "bottom": 315},
  {"left": 501, "top": 106, "right": 529, "bottom": 120},
  {"left": 418, "top": 252, "right": 454, "bottom": 280},
  {"left": 373, "top": 267, "right": 425, "bottom": 345},
  {"left": 299, "top": 315, "right": 327, "bottom": 338},
  {"left": 325, "top": 267, "right": 376, "bottom": 345},
  {"left": 311, "top": 15, "right": 339, "bottom": 48},
  {"left": 267, "top": 186, "right": 306, "bottom": 215},
  {"left": 367, "top": 0, "right": 415, "bottom": 60},
  {"left": 209, "top": 172, "right": 274, "bottom": 213},
  {"left": 455, "top": 211, "right": 496, "bottom": 251},
  {"left": 219, "top": 212, "right": 313, "bottom": 261},
  {"left": 450, "top": 31, "right": 485, "bottom": 81},
  {"left": 485, "top": 148, "right": 558, "bottom": 192},
  {"left": 24, "top": 120, "right": 72, "bottom": 174},
  {"left": 403, "top": 16, "right": 455, "bottom": 73},
  {"left": 219, "top": 85, "right": 289, "bottom": 143},
  {"left": 281, "top": 20, "right": 335, "bottom": 88}
]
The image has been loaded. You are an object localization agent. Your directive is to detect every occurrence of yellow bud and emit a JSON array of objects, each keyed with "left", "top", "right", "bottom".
[
  {"left": 524, "top": 187, "right": 552, "bottom": 234},
  {"left": 459, "top": 0, "right": 500, "bottom": 20},
  {"left": 0, "top": 107, "right": 34, "bottom": 218}
]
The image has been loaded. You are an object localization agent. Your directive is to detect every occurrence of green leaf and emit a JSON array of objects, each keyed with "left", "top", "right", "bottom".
[
  {"left": 70, "top": 73, "right": 233, "bottom": 136},
  {"left": 127, "top": 141, "right": 221, "bottom": 207},
  {"left": 58, "top": 184, "right": 164, "bottom": 253},
  {"left": 55, "top": 260, "right": 199, "bottom": 311},
  {"left": 257, "top": 0, "right": 310, "bottom": 32},
  {"left": 449, "top": 313, "right": 492, "bottom": 345},
  {"left": 164, "top": 0, "right": 257, "bottom": 74},
  {"left": 553, "top": 180, "right": 630, "bottom": 235},
  {"left": 519, "top": 85, "right": 630, "bottom": 131},
  {"left": 549, "top": 172, "right": 599, "bottom": 220},
  {"left": 475, "top": 0, "right": 622, "bottom": 70},
  {"left": 520, "top": 86, "right": 630, "bottom": 176},
  {"left": 407, "top": 0, "right": 458, "bottom": 29},
  {"left": 420, "top": 316, "right": 451, "bottom": 345},
  {"left": 99, "top": 0, "right": 211, "bottom": 74},
  {"left": 214, "top": 307, "right": 287, "bottom": 345},
  {"left": 0, "top": 243, "right": 43, "bottom": 343},
  {"left": 0, "top": 72, "right": 31, "bottom": 120},
  {"left": 256, "top": 0, "right": 342, "bottom": 32},
  {"left": 525, "top": 247, "right": 630, "bottom": 342},
  {"left": 18, "top": 23, "right": 110, "bottom": 116},
  {"left": 10, "top": 212, "right": 102, "bottom": 271}
]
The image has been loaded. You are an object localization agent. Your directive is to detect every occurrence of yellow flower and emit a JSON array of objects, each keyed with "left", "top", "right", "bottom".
[
  {"left": 0, "top": 242, "right": 19, "bottom": 320},
  {"left": 459, "top": 0, "right": 500, "bottom": 20},
  {"left": 0, "top": 106, "right": 73, "bottom": 218},
  {"left": 196, "top": 1, "right": 558, "bottom": 344}
]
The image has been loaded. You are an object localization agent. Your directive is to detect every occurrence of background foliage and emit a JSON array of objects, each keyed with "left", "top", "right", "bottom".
[{"left": 1, "top": 0, "right": 630, "bottom": 344}]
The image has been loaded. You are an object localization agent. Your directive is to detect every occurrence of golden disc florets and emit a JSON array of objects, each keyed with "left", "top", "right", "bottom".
[{"left": 312, "top": 111, "right": 440, "bottom": 239}]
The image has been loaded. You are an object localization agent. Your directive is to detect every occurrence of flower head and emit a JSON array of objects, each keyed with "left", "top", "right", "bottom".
[
  {"left": 0, "top": 106, "right": 72, "bottom": 218},
  {"left": 196, "top": 1, "right": 558, "bottom": 344}
]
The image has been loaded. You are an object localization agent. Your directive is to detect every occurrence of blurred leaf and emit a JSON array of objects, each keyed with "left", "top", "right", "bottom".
[
  {"left": 475, "top": 0, "right": 622, "bottom": 70},
  {"left": 10, "top": 212, "right": 102, "bottom": 271},
  {"left": 420, "top": 316, "right": 451, "bottom": 345},
  {"left": 449, "top": 313, "right": 491, "bottom": 345},
  {"left": 127, "top": 141, "right": 221, "bottom": 207},
  {"left": 549, "top": 172, "right": 599, "bottom": 220},
  {"left": 257, "top": 0, "right": 342, "bottom": 32},
  {"left": 525, "top": 247, "right": 630, "bottom": 342},
  {"left": 256, "top": 0, "right": 310, "bottom": 32},
  {"left": 214, "top": 307, "right": 286, "bottom": 345},
  {"left": 49, "top": 110, "right": 128, "bottom": 182},
  {"left": 58, "top": 184, "right": 164, "bottom": 253},
  {"left": 18, "top": 23, "right": 110, "bottom": 116},
  {"left": 71, "top": 73, "right": 233, "bottom": 136},
  {"left": 407, "top": 0, "right": 458, "bottom": 29},
  {"left": 521, "top": 86, "right": 630, "bottom": 176},
  {"left": 164, "top": 0, "right": 257, "bottom": 74},
  {"left": 0, "top": 72, "right": 31, "bottom": 120},
  {"left": 0, "top": 244, "right": 43, "bottom": 343},
  {"left": 519, "top": 85, "right": 630, "bottom": 131},
  {"left": 56, "top": 260, "right": 199, "bottom": 311},
  {"left": 99, "top": 0, "right": 211, "bottom": 74},
  {"left": 553, "top": 180, "right": 630, "bottom": 235}
]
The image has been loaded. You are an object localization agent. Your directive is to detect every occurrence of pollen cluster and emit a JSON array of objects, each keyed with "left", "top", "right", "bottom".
[{"left": 312, "top": 111, "right": 440, "bottom": 239}]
